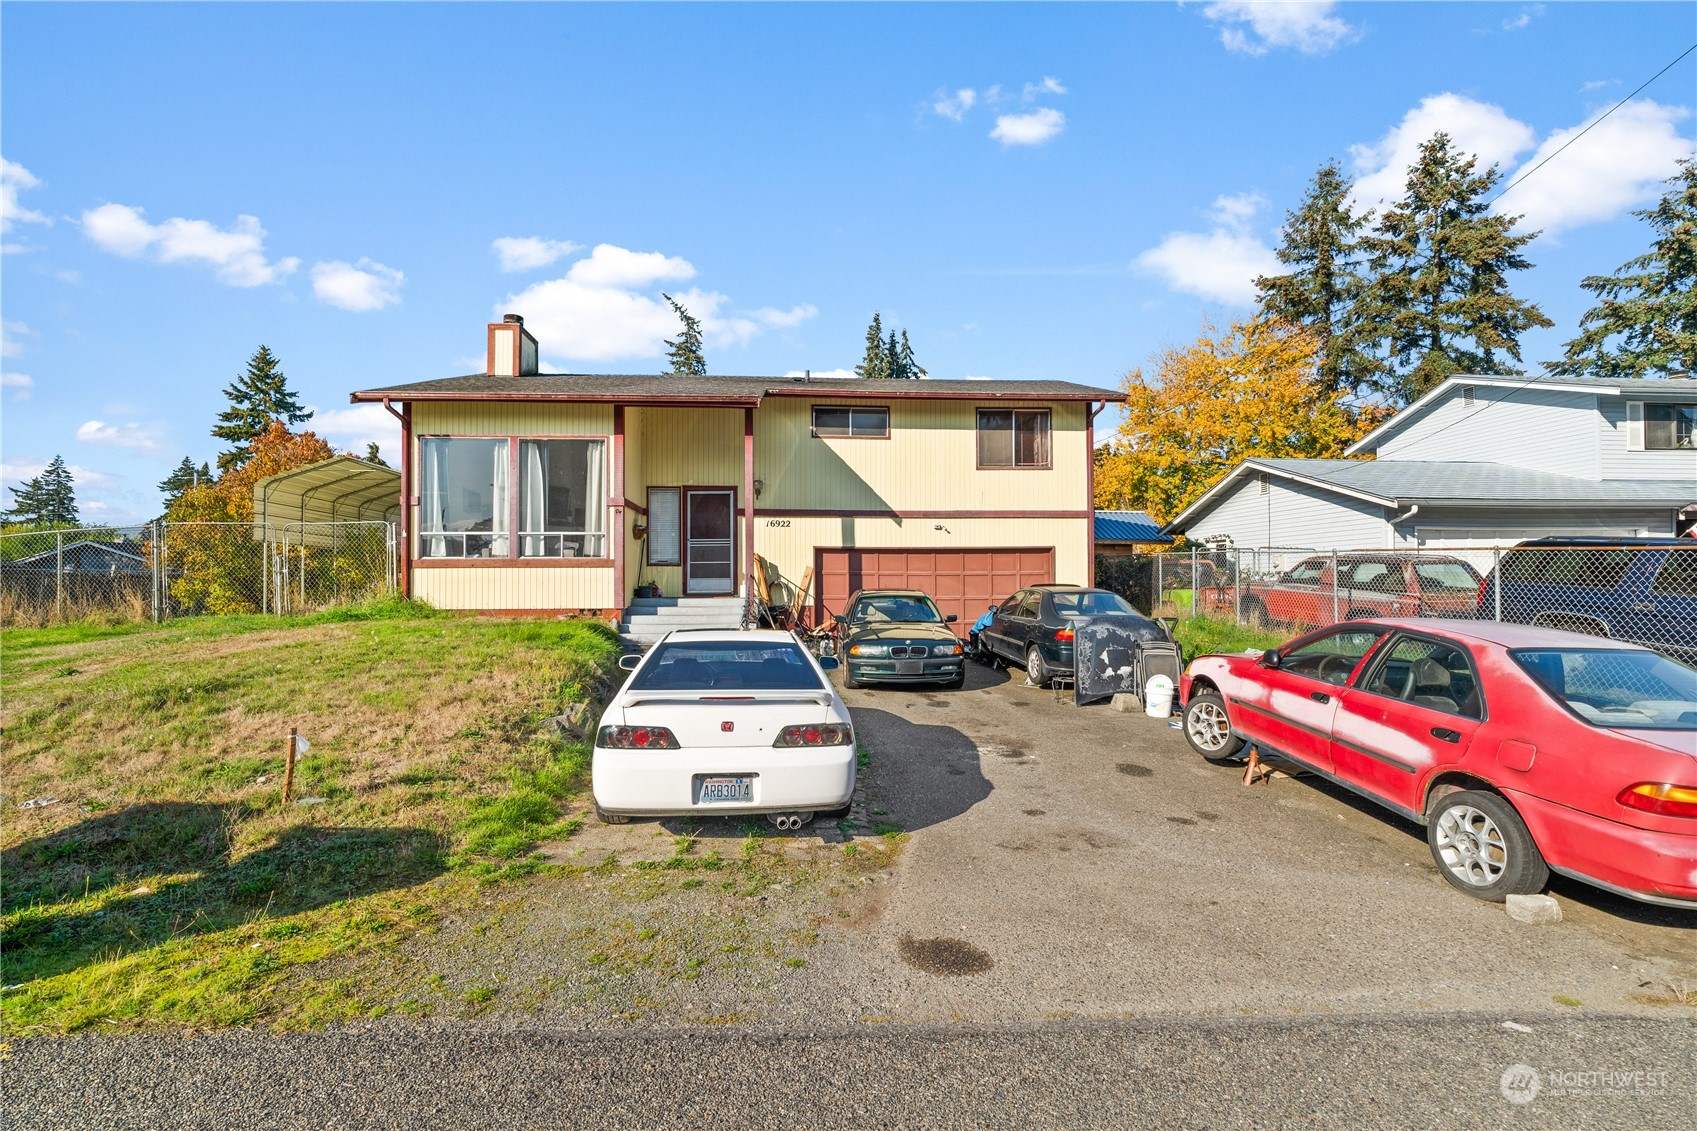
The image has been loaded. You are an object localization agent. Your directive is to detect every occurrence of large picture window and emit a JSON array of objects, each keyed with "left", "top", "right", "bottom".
[
  {"left": 419, "top": 438, "right": 509, "bottom": 558},
  {"left": 519, "top": 439, "right": 606, "bottom": 557},
  {"left": 977, "top": 408, "right": 1051, "bottom": 468},
  {"left": 812, "top": 406, "right": 889, "bottom": 438}
]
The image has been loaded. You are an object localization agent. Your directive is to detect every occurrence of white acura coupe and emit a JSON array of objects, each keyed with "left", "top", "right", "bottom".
[{"left": 591, "top": 629, "right": 856, "bottom": 829}]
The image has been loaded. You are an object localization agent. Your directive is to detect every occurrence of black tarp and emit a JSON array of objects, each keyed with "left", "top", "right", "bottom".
[{"left": 1073, "top": 615, "right": 1166, "bottom": 705}]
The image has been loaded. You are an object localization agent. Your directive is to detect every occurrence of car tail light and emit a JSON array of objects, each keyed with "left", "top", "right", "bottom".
[
  {"left": 1055, "top": 628, "right": 1075, "bottom": 642},
  {"left": 1617, "top": 782, "right": 1697, "bottom": 818},
  {"left": 774, "top": 723, "right": 852, "bottom": 748},
  {"left": 1476, "top": 577, "right": 1489, "bottom": 607},
  {"left": 597, "top": 725, "right": 680, "bottom": 750}
]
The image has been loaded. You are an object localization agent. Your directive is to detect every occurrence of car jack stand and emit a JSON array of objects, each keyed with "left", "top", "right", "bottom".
[{"left": 1242, "top": 745, "right": 1267, "bottom": 787}]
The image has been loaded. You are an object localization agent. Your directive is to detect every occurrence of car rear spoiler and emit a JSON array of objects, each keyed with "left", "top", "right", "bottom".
[{"left": 622, "top": 693, "right": 836, "bottom": 709}]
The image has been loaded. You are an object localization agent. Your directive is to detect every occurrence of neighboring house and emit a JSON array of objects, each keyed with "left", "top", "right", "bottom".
[
  {"left": 1094, "top": 510, "right": 1172, "bottom": 554},
  {"left": 1165, "top": 375, "right": 1697, "bottom": 552},
  {"left": 349, "top": 315, "right": 1122, "bottom": 625},
  {"left": 5, "top": 539, "right": 151, "bottom": 575}
]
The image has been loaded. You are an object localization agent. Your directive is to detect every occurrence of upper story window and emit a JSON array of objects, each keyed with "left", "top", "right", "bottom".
[
  {"left": 813, "top": 406, "right": 889, "bottom": 438},
  {"left": 419, "top": 438, "right": 510, "bottom": 558},
  {"left": 977, "top": 408, "right": 1051, "bottom": 469},
  {"left": 1646, "top": 403, "right": 1696, "bottom": 450}
]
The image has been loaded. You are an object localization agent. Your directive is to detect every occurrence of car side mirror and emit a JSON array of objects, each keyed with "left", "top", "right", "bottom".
[
  {"left": 618, "top": 653, "right": 641, "bottom": 671},
  {"left": 817, "top": 656, "right": 840, "bottom": 671},
  {"left": 1259, "top": 649, "right": 1282, "bottom": 669},
  {"left": 945, "top": 614, "right": 958, "bottom": 623},
  {"left": 833, "top": 614, "right": 847, "bottom": 626}
]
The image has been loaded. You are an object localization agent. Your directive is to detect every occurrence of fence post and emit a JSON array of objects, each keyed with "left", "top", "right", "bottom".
[
  {"left": 1234, "top": 549, "right": 1242, "bottom": 626},
  {"left": 1493, "top": 547, "right": 1502, "bottom": 622},
  {"left": 1330, "top": 549, "right": 1339, "bottom": 623},
  {"left": 55, "top": 530, "right": 64, "bottom": 623},
  {"left": 1190, "top": 545, "right": 1199, "bottom": 620}
]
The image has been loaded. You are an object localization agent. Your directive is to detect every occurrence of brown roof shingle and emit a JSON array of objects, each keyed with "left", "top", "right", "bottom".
[{"left": 350, "top": 373, "right": 1123, "bottom": 404}]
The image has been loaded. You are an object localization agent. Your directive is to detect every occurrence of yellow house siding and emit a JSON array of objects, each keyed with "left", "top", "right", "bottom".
[
  {"left": 752, "top": 398, "right": 1086, "bottom": 512},
  {"left": 627, "top": 407, "right": 746, "bottom": 597},
  {"left": 411, "top": 401, "right": 614, "bottom": 437},
  {"left": 412, "top": 567, "right": 615, "bottom": 610}
]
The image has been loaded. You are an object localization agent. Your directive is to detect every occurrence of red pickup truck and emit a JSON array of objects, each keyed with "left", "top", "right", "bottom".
[{"left": 1202, "top": 552, "right": 1483, "bottom": 629}]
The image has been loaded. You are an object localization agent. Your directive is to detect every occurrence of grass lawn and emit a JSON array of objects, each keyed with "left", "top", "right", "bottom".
[
  {"left": 1172, "top": 615, "right": 1287, "bottom": 659},
  {"left": 1, "top": 601, "right": 624, "bottom": 1033}
]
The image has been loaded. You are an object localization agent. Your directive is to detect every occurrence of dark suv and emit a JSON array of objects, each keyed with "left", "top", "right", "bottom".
[{"left": 1478, "top": 537, "right": 1697, "bottom": 663}]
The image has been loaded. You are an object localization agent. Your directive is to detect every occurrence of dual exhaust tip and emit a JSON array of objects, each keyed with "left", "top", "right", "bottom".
[{"left": 767, "top": 813, "right": 809, "bottom": 832}]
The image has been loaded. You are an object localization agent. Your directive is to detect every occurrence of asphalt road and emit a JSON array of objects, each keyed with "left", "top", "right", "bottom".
[{"left": 5, "top": 1015, "right": 1693, "bottom": 1130}]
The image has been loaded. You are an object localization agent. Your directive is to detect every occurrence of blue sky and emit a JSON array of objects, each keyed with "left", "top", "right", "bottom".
[{"left": 3, "top": 2, "right": 1692, "bottom": 524}]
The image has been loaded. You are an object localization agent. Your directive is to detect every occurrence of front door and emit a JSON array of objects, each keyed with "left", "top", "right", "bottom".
[{"left": 685, "top": 489, "right": 735, "bottom": 595}]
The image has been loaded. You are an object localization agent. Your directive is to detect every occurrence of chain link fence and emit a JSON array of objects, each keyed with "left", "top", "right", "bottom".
[
  {"left": 0, "top": 521, "right": 397, "bottom": 626},
  {"left": 1100, "top": 542, "right": 1697, "bottom": 664}
]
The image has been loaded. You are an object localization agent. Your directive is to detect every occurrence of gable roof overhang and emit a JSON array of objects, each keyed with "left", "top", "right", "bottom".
[
  {"left": 349, "top": 373, "right": 1122, "bottom": 407},
  {"left": 1163, "top": 460, "right": 1395, "bottom": 534}
]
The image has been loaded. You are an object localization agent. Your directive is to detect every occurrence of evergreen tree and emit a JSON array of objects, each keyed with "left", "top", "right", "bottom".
[
  {"left": 364, "top": 442, "right": 390, "bottom": 467},
  {"left": 855, "top": 313, "right": 890, "bottom": 379},
  {"left": 1353, "top": 133, "right": 1552, "bottom": 402},
  {"left": 3, "top": 455, "right": 79, "bottom": 527},
  {"left": 212, "top": 345, "right": 311, "bottom": 473},
  {"left": 885, "top": 330, "right": 904, "bottom": 379},
  {"left": 158, "top": 457, "right": 211, "bottom": 508},
  {"left": 1550, "top": 157, "right": 1697, "bottom": 380},
  {"left": 1255, "top": 159, "right": 1372, "bottom": 397},
  {"left": 898, "top": 329, "right": 926, "bottom": 379},
  {"left": 661, "top": 294, "right": 708, "bottom": 375}
]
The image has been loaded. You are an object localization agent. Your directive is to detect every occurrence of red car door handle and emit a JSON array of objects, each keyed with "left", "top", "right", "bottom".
[
  {"left": 1431, "top": 727, "right": 1460, "bottom": 743},
  {"left": 1309, "top": 691, "right": 1331, "bottom": 703}
]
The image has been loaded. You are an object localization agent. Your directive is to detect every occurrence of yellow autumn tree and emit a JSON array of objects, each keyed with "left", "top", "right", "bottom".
[
  {"left": 1095, "top": 316, "right": 1383, "bottom": 525},
  {"left": 166, "top": 423, "right": 342, "bottom": 613}
]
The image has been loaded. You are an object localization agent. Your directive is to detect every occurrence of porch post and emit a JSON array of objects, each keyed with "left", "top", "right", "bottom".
[
  {"left": 612, "top": 405, "right": 626, "bottom": 615},
  {"left": 382, "top": 398, "right": 413, "bottom": 599},
  {"left": 1086, "top": 401, "right": 1102, "bottom": 588},
  {"left": 743, "top": 407, "right": 756, "bottom": 611}
]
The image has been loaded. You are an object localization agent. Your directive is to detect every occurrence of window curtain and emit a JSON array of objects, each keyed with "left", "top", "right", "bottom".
[
  {"left": 583, "top": 441, "right": 605, "bottom": 556},
  {"left": 490, "top": 443, "right": 510, "bottom": 557},
  {"left": 420, "top": 440, "right": 447, "bottom": 557},
  {"left": 521, "top": 442, "right": 548, "bottom": 556}
]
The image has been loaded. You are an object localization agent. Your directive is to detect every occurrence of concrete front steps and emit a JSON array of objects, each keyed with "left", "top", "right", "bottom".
[{"left": 619, "top": 596, "right": 745, "bottom": 648}]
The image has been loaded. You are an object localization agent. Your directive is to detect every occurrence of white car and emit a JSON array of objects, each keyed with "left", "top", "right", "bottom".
[{"left": 591, "top": 629, "right": 856, "bottom": 830}]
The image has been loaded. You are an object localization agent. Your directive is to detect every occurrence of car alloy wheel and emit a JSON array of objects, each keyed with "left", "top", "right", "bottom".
[
  {"left": 1426, "top": 789, "right": 1548, "bottom": 901},
  {"left": 1025, "top": 646, "right": 1050, "bottom": 689},
  {"left": 1182, "top": 692, "right": 1244, "bottom": 764}
]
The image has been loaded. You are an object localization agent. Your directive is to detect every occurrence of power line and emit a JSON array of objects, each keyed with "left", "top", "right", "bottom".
[{"left": 1369, "top": 41, "right": 1697, "bottom": 455}]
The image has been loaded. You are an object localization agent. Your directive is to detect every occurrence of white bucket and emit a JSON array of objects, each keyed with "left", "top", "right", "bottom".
[{"left": 1144, "top": 674, "right": 1176, "bottom": 719}]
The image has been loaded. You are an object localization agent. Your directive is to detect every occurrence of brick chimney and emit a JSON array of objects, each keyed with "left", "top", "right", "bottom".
[{"left": 487, "top": 313, "right": 540, "bottom": 377}]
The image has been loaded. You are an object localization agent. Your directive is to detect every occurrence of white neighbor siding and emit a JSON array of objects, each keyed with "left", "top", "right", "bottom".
[
  {"left": 1182, "top": 473, "right": 1389, "bottom": 550},
  {"left": 1377, "top": 385, "right": 1601, "bottom": 477},
  {"left": 1597, "top": 397, "right": 1697, "bottom": 481}
]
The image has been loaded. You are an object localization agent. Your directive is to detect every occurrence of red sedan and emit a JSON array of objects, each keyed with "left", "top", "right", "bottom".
[{"left": 1178, "top": 618, "right": 1697, "bottom": 908}]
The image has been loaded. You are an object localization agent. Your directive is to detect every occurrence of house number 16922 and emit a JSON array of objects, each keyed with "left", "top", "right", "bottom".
[{"left": 764, "top": 519, "right": 791, "bottom": 527}]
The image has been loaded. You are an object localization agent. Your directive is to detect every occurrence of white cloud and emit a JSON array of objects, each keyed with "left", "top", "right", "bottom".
[
  {"left": 1580, "top": 79, "right": 1617, "bottom": 93},
  {"left": 80, "top": 203, "right": 300, "bottom": 286},
  {"left": 311, "top": 258, "right": 404, "bottom": 312},
  {"left": 75, "top": 420, "right": 164, "bottom": 452},
  {"left": 752, "top": 304, "right": 818, "bottom": 328},
  {"left": 1137, "top": 192, "right": 1279, "bottom": 306},
  {"left": 1023, "top": 76, "right": 1067, "bottom": 102},
  {"left": 1202, "top": 1, "right": 1356, "bottom": 56},
  {"left": 310, "top": 404, "right": 401, "bottom": 464},
  {"left": 2, "top": 372, "right": 34, "bottom": 400},
  {"left": 491, "top": 236, "right": 580, "bottom": 272},
  {"left": 784, "top": 368, "right": 857, "bottom": 381},
  {"left": 1502, "top": 4, "right": 1543, "bottom": 31},
  {"left": 1, "top": 158, "right": 48, "bottom": 241},
  {"left": 991, "top": 108, "right": 1066, "bottom": 146},
  {"left": 566, "top": 243, "right": 695, "bottom": 289},
  {"left": 501, "top": 245, "right": 806, "bottom": 363},
  {"left": 1349, "top": 93, "right": 1537, "bottom": 208},
  {"left": 933, "top": 88, "right": 978, "bottom": 122},
  {"left": 1, "top": 320, "right": 29, "bottom": 358},
  {"left": 2, "top": 457, "right": 117, "bottom": 492},
  {"left": 1495, "top": 100, "right": 1692, "bottom": 233}
]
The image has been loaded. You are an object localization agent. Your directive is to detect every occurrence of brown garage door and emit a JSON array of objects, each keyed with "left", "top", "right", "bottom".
[{"left": 815, "top": 547, "right": 1057, "bottom": 629}]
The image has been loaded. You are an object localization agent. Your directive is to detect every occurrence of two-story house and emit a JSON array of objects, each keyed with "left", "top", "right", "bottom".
[
  {"left": 350, "top": 315, "right": 1121, "bottom": 627},
  {"left": 1164, "top": 375, "right": 1697, "bottom": 551}
]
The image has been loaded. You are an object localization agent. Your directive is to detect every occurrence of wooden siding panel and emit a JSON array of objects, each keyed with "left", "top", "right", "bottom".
[
  {"left": 1377, "top": 386, "right": 1600, "bottom": 477},
  {"left": 412, "top": 401, "right": 614, "bottom": 437},
  {"left": 412, "top": 566, "right": 615, "bottom": 610},
  {"left": 1185, "top": 476, "right": 1388, "bottom": 551}
]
